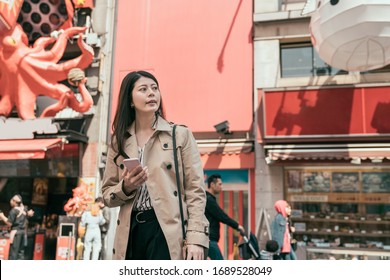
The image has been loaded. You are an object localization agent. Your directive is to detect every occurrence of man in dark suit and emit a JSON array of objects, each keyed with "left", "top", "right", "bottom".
[{"left": 205, "top": 174, "right": 244, "bottom": 260}]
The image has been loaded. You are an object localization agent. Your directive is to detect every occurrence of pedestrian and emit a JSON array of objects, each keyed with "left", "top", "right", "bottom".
[
  {"left": 101, "top": 70, "right": 209, "bottom": 260},
  {"left": 271, "top": 200, "right": 297, "bottom": 260},
  {"left": 95, "top": 196, "right": 110, "bottom": 260},
  {"left": 205, "top": 174, "right": 245, "bottom": 260},
  {"left": 80, "top": 202, "right": 105, "bottom": 260},
  {"left": 0, "top": 194, "right": 34, "bottom": 260}
]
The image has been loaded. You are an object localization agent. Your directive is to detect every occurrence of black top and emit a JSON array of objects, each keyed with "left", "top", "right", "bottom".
[
  {"left": 8, "top": 207, "right": 27, "bottom": 232},
  {"left": 205, "top": 191, "right": 239, "bottom": 242}
]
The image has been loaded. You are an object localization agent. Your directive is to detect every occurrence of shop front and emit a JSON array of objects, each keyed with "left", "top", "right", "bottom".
[
  {"left": 259, "top": 85, "right": 390, "bottom": 259},
  {"left": 283, "top": 165, "right": 390, "bottom": 260},
  {"left": 0, "top": 138, "right": 84, "bottom": 260}
]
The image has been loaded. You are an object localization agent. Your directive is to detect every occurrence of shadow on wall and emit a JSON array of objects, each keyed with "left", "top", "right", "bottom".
[{"left": 371, "top": 102, "right": 390, "bottom": 133}]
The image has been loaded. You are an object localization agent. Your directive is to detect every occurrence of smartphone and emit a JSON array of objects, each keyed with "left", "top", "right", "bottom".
[{"left": 123, "top": 158, "right": 141, "bottom": 171}]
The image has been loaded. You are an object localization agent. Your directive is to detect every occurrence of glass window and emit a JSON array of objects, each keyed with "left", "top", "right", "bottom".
[
  {"left": 280, "top": 43, "right": 347, "bottom": 78},
  {"left": 286, "top": 168, "right": 390, "bottom": 257}
]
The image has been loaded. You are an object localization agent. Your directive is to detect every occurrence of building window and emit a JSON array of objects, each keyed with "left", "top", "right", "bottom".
[{"left": 280, "top": 43, "right": 347, "bottom": 78}]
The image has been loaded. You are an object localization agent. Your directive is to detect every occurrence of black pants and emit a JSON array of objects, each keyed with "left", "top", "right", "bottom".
[
  {"left": 9, "top": 232, "right": 24, "bottom": 260},
  {"left": 126, "top": 209, "right": 170, "bottom": 260}
]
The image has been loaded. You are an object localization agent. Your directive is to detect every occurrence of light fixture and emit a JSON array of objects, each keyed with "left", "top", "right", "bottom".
[
  {"left": 350, "top": 157, "right": 361, "bottom": 165},
  {"left": 214, "top": 120, "right": 232, "bottom": 135},
  {"left": 307, "top": 0, "right": 390, "bottom": 71}
]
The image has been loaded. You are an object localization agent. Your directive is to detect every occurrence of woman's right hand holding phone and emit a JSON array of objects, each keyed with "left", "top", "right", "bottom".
[{"left": 122, "top": 165, "right": 148, "bottom": 195}]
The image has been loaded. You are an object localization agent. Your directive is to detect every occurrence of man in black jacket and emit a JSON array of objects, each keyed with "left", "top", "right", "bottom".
[
  {"left": 0, "top": 194, "right": 34, "bottom": 260},
  {"left": 205, "top": 174, "right": 244, "bottom": 260}
]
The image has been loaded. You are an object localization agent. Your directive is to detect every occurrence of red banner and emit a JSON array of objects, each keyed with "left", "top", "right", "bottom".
[{"left": 33, "top": 233, "right": 45, "bottom": 260}]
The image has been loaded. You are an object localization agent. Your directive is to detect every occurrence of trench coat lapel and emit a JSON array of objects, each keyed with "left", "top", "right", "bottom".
[
  {"left": 123, "top": 122, "right": 138, "bottom": 158},
  {"left": 123, "top": 116, "right": 172, "bottom": 158}
]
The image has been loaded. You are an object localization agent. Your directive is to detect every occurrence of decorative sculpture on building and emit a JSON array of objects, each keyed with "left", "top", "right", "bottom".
[
  {"left": 63, "top": 182, "right": 91, "bottom": 217},
  {"left": 0, "top": 24, "right": 94, "bottom": 119},
  {"left": 303, "top": 0, "right": 390, "bottom": 71}
]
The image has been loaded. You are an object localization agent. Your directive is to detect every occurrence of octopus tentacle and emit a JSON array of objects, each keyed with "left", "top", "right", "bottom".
[
  {"left": 67, "top": 78, "right": 93, "bottom": 112},
  {"left": 0, "top": 23, "right": 94, "bottom": 119},
  {"left": 0, "top": 94, "right": 13, "bottom": 117},
  {"left": 31, "top": 37, "right": 56, "bottom": 55},
  {"left": 29, "top": 27, "right": 87, "bottom": 62},
  {"left": 59, "top": 35, "right": 94, "bottom": 72},
  {"left": 24, "top": 36, "right": 94, "bottom": 82},
  {"left": 40, "top": 93, "right": 70, "bottom": 117}
]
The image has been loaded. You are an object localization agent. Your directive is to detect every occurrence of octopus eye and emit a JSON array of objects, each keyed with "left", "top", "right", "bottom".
[{"left": 330, "top": 0, "right": 339, "bottom": 5}]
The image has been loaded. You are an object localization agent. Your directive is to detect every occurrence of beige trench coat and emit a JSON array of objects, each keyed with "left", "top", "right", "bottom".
[{"left": 101, "top": 116, "right": 209, "bottom": 260}]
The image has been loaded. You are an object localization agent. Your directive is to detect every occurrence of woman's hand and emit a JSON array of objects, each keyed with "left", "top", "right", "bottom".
[
  {"left": 185, "top": 244, "right": 204, "bottom": 260},
  {"left": 122, "top": 165, "right": 148, "bottom": 195}
]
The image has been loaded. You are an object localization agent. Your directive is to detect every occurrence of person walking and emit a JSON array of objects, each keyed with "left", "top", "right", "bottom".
[
  {"left": 0, "top": 194, "right": 34, "bottom": 260},
  {"left": 205, "top": 174, "right": 244, "bottom": 260},
  {"left": 95, "top": 196, "right": 110, "bottom": 260},
  {"left": 271, "top": 200, "right": 297, "bottom": 260},
  {"left": 101, "top": 70, "right": 209, "bottom": 260},
  {"left": 81, "top": 202, "right": 105, "bottom": 260}
]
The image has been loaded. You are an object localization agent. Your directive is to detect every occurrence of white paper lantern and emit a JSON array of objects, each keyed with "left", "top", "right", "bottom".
[{"left": 307, "top": 0, "right": 390, "bottom": 71}]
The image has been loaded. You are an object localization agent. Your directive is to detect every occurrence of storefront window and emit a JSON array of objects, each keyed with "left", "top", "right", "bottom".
[
  {"left": 0, "top": 177, "right": 79, "bottom": 259},
  {"left": 285, "top": 168, "right": 390, "bottom": 259}
]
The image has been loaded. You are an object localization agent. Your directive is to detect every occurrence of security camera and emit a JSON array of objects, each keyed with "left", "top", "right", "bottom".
[{"left": 214, "top": 120, "right": 232, "bottom": 135}]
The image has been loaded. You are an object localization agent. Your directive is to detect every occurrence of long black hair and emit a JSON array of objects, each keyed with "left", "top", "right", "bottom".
[{"left": 111, "top": 70, "right": 165, "bottom": 161}]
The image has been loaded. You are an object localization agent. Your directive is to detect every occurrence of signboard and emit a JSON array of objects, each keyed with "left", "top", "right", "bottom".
[
  {"left": 56, "top": 237, "right": 75, "bottom": 260},
  {"left": 204, "top": 169, "right": 249, "bottom": 191},
  {"left": 0, "top": 238, "right": 10, "bottom": 260},
  {"left": 33, "top": 233, "right": 45, "bottom": 260}
]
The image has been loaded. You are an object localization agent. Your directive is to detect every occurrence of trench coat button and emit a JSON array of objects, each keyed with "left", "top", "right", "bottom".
[
  {"left": 173, "top": 191, "right": 178, "bottom": 196},
  {"left": 120, "top": 164, "right": 124, "bottom": 170},
  {"left": 167, "top": 164, "right": 172, "bottom": 170},
  {"left": 110, "top": 193, "right": 116, "bottom": 200},
  {"left": 163, "top": 143, "right": 168, "bottom": 148},
  {"left": 117, "top": 219, "right": 120, "bottom": 225}
]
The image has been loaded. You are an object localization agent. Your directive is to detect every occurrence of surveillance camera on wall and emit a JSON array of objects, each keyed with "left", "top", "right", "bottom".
[{"left": 214, "top": 120, "right": 232, "bottom": 134}]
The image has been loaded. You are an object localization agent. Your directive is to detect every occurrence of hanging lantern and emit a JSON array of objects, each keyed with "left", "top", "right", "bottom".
[{"left": 304, "top": 0, "right": 390, "bottom": 72}]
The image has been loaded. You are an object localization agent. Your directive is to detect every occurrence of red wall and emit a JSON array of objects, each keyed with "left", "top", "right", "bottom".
[
  {"left": 111, "top": 0, "right": 253, "bottom": 133},
  {"left": 259, "top": 86, "right": 390, "bottom": 140}
]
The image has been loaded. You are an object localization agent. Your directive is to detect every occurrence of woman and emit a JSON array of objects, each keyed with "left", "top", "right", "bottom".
[
  {"left": 271, "top": 200, "right": 297, "bottom": 260},
  {"left": 81, "top": 202, "right": 105, "bottom": 260},
  {"left": 101, "top": 70, "right": 209, "bottom": 260}
]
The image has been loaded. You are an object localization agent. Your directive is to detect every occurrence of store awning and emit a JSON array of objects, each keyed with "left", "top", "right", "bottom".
[
  {"left": 197, "top": 140, "right": 255, "bottom": 169},
  {"left": 0, "top": 138, "right": 63, "bottom": 160},
  {"left": 264, "top": 143, "right": 390, "bottom": 162}
]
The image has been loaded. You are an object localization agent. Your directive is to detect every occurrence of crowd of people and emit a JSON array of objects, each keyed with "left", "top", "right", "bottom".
[{"left": 0, "top": 194, "right": 34, "bottom": 260}]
